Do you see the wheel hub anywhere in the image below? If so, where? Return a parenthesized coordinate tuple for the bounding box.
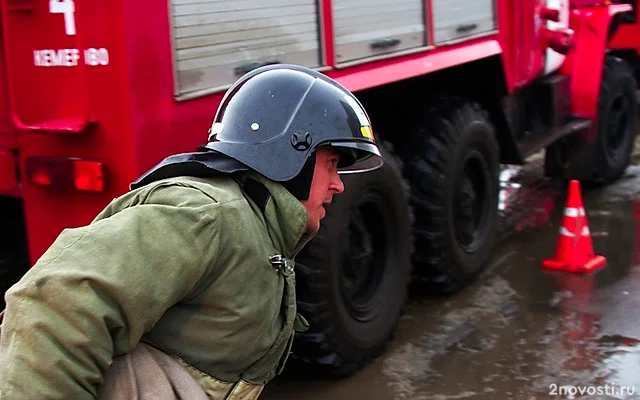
(454, 151, 489, 253)
(340, 199, 386, 323)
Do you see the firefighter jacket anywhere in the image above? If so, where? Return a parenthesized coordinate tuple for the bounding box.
(0, 171, 314, 399)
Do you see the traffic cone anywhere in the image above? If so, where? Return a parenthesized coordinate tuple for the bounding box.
(542, 180, 606, 273)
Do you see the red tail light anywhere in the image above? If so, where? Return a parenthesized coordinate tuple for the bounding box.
(25, 156, 105, 192)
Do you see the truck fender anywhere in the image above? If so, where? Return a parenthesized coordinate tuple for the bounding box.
(560, 4, 633, 120)
(555, 4, 633, 180)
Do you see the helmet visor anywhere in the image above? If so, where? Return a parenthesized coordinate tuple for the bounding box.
(327, 141, 384, 174)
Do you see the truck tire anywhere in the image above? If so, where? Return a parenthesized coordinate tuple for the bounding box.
(400, 100, 500, 294)
(291, 141, 412, 377)
(588, 55, 638, 186)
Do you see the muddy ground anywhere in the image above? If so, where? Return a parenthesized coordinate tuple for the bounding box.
(262, 141, 640, 399)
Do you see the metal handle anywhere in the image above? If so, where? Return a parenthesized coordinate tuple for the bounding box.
(456, 23, 478, 33)
(370, 38, 401, 49)
(233, 60, 281, 75)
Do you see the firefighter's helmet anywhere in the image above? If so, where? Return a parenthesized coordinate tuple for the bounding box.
(202, 64, 383, 182)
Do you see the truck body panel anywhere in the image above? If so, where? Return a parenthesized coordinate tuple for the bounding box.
(1, 0, 137, 260)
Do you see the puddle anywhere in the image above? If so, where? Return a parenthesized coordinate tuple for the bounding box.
(264, 160, 640, 400)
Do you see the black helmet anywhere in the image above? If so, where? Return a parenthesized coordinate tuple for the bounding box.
(202, 64, 383, 182)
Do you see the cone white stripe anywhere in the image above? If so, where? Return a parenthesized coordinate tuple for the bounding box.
(559, 225, 590, 238)
(559, 226, 574, 237)
(564, 207, 586, 217)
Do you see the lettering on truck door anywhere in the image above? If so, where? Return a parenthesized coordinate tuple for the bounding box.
(32, 1, 110, 68)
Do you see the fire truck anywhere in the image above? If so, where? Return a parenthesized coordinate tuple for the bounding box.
(0, 0, 638, 377)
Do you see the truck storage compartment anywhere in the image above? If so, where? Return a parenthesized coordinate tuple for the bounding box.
(169, 0, 322, 96)
(432, 0, 496, 44)
(332, 0, 426, 63)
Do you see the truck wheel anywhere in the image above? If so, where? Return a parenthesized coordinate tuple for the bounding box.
(291, 141, 412, 377)
(400, 100, 500, 294)
(588, 55, 638, 186)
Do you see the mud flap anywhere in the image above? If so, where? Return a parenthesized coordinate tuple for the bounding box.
(554, 133, 600, 181)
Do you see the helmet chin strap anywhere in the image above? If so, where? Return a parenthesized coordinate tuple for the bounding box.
(281, 152, 316, 201)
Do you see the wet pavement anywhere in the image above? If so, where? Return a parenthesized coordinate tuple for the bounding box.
(263, 155, 640, 399)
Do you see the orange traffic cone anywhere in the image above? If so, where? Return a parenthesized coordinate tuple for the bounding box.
(542, 180, 606, 273)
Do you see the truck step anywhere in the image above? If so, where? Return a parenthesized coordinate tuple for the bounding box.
(519, 118, 592, 158)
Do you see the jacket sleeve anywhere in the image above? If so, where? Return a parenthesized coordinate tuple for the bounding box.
(0, 186, 221, 399)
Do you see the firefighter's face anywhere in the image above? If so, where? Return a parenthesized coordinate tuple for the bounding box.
(301, 147, 345, 233)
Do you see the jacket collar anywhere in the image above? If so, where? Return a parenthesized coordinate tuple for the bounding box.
(237, 171, 314, 259)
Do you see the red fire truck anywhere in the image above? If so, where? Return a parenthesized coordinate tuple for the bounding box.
(0, 0, 638, 377)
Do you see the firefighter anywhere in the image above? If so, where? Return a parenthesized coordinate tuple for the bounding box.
(0, 64, 383, 399)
